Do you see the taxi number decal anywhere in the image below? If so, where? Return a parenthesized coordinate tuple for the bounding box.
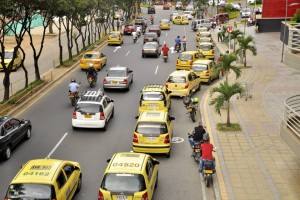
(23, 172, 50, 176)
(112, 163, 140, 167)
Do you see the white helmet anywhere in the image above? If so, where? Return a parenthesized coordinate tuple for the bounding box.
(89, 63, 94, 68)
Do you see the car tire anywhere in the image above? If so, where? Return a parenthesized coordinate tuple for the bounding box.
(142, 54, 145, 58)
(155, 173, 158, 189)
(208, 78, 212, 85)
(103, 122, 107, 131)
(26, 128, 31, 140)
(196, 83, 201, 91)
(76, 175, 82, 193)
(72, 126, 78, 130)
(166, 149, 171, 158)
(131, 77, 133, 84)
(4, 146, 11, 160)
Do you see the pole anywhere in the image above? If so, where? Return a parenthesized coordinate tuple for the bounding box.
(281, 0, 288, 63)
(244, 0, 247, 34)
(229, 33, 231, 53)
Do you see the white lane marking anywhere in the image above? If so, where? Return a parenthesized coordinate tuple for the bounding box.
(114, 46, 121, 52)
(155, 65, 159, 74)
(46, 133, 69, 159)
(171, 137, 185, 143)
(126, 51, 130, 56)
(166, 33, 168, 37)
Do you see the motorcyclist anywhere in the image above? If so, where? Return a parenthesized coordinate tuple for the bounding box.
(132, 31, 137, 42)
(136, 25, 142, 37)
(175, 35, 181, 49)
(86, 63, 98, 82)
(68, 78, 80, 97)
(162, 43, 169, 56)
(199, 133, 215, 174)
(188, 122, 206, 148)
(150, 15, 154, 24)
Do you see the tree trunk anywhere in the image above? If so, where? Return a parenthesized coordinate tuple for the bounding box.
(74, 34, 80, 55)
(87, 22, 91, 46)
(226, 100, 231, 127)
(80, 28, 86, 50)
(19, 47, 28, 88)
(244, 50, 246, 67)
(2, 71, 10, 102)
(58, 19, 63, 66)
(48, 20, 54, 34)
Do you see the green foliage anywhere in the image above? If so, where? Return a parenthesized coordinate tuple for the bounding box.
(214, 53, 241, 82)
(236, 36, 257, 67)
(216, 123, 241, 131)
(223, 4, 233, 12)
(229, 11, 240, 19)
(292, 8, 300, 23)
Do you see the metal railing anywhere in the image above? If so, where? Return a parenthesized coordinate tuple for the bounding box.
(288, 23, 300, 53)
(283, 95, 300, 138)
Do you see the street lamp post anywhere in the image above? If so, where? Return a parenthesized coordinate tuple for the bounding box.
(244, 0, 248, 34)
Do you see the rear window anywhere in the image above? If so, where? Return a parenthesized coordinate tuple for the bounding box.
(145, 33, 157, 37)
(179, 54, 193, 61)
(191, 64, 208, 72)
(136, 122, 168, 135)
(107, 70, 126, 77)
(6, 184, 53, 199)
(75, 103, 102, 113)
(101, 173, 146, 193)
(199, 44, 213, 50)
(109, 32, 120, 38)
(84, 53, 98, 59)
(142, 92, 165, 101)
(200, 33, 211, 37)
(167, 76, 186, 83)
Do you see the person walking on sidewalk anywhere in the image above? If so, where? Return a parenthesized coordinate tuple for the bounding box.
(182, 36, 187, 51)
(217, 28, 222, 42)
(234, 21, 237, 29)
(217, 54, 224, 76)
(117, 19, 120, 31)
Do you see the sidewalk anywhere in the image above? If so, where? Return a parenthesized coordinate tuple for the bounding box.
(203, 23, 300, 199)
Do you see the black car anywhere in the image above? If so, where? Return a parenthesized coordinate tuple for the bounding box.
(0, 116, 32, 160)
(148, 6, 156, 14)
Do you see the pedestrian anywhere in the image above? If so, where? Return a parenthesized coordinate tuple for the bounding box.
(116, 19, 120, 31)
(255, 21, 259, 33)
(217, 28, 222, 42)
(218, 19, 221, 27)
(182, 36, 187, 51)
(234, 21, 237, 29)
(217, 54, 224, 76)
(211, 22, 216, 32)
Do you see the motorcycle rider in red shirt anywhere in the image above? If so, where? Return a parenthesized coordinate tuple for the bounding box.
(199, 133, 215, 173)
(162, 43, 169, 56)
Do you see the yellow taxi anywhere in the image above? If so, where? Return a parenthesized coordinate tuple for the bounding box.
(133, 111, 175, 158)
(4, 159, 82, 200)
(139, 84, 171, 113)
(159, 19, 171, 30)
(176, 51, 205, 70)
(0, 49, 22, 71)
(172, 15, 189, 25)
(196, 31, 211, 43)
(165, 70, 201, 97)
(108, 31, 124, 45)
(99, 152, 159, 200)
(197, 42, 215, 60)
(191, 59, 220, 84)
(80, 51, 107, 70)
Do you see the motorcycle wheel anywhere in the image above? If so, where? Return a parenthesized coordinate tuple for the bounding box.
(206, 175, 212, 187)
(71, 99, 76, 107)
(89, 82, 94, 88)
(194, 152, 200, 163)
(190, 110, 196, 122)
(164, 58, 167, 63)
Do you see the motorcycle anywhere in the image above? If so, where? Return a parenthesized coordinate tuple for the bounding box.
(137, 30, 141, 37)
(133, 35, 137, 43)
(151, 18, 154, 25)
(163, 54, 168, 62)
(201, 147, 217, 187)
(175, 43, 181, 53)
(69, 92, 78, 107)
(183, 95, 199, 122)
(188, 133, 202, 163)
(87, 75, 96, 88)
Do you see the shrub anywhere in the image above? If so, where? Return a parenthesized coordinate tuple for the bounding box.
(292, 8, 300, 23)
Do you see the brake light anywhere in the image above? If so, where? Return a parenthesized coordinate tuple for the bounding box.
(133, 133, 138, 143)
(206, 71, 209, 76)
(212, 50, 214, 54)
(185, 82, 189, 89)
(4, 198, 8, 200)
(165, 82, 168, 88)
(190, 61, 193, 65)
(73, 112, 77, 119)
(80, 59, 83, 64)
(123, 79, 127, 84)
(141, 192, 148, 200)
(155, 49, 158, 52)
(164, 134, 170, 144)
(94, 61, 100, 64)
(103, 79, 107, 84)
(100, 112, 105, 120)
(98, 190, 104, 200)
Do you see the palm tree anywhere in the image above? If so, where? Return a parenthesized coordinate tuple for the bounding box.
(236, 35, 257, 67)
(223, 29, 243, 52)
(214, 53, 241, 82)
(209, 82, 245, 127)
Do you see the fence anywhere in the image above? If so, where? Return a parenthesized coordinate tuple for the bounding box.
(283, 94, 300, 138)
(288, 23, 300, 53)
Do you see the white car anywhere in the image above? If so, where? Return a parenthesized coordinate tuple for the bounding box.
(72, 90, 114, 130)
(240, 8, 252, 18)
(208, 0, 225, 6)
(247, 0, 256, 4)
(183, 11, 193, 20)
(230, 3, 241, 11)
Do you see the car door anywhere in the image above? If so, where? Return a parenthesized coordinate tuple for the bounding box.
(128, 68, 133, 84)
(63, 164, 78, 198)
(192, 72, 201, 88)
(10, 118, 25, 144)
(0, 125, 10, 153)
(146, 158, 156, 199)
(104, 97, 114, 120)
(55, 170, 69, 200)
(189, 73, 197, 91)
(3, 120, 19, 148)
(167, 115, 173, 138)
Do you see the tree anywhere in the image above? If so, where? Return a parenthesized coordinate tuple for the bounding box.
(214, 53, 241, 82)
(223, 29, 243, 52)
(236, 35, 257, 67)
(209, 81, 245, 127)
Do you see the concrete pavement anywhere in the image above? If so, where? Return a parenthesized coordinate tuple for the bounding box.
(202, 22, 300, 199)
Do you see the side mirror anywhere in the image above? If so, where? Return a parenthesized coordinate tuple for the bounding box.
(170, 117, 175, 121)
(129, 70, 133, 73)
(135, 116, 139, 119)
(153, 160, 160, 165)
(74, 166, 80, 171)
(109, 99, 114, 103)
(107, 159, 111, 163)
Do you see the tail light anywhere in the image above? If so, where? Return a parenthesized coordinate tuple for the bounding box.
(155, 49, 158, 52)
(98, 190, 104, 200)
(133, 133, 138, 143)
(141, 192, 148, 200)
(177, 60, 178, 64)
(122, 79, 127, 84)
(165, 82, 169, 88)
(100, 112, 105, 120)
(94, 61, 100, 64)
(212, 50, 214, 54)
(185, 82, 189, 89)
(190, 61, 193, 65)
(73, 112, 77, 119)
(103, 79, 107, 84)
(205, 71, 210, 76)
(69, 93, 74, 97)
(4, 198, 8, 200)
(194, 144, 201, 149)
(80, 59, 83, 64)
(164, 134, 170, 144)
(142, 49, 145, 53)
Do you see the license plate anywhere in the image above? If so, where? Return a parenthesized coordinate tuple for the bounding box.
(173, 91, 179, 94)
(147, 50, 153, 53)
(147, 137, 156, 141)
(148, 38, 153, 41)
(187, 108, 193, 112)
(85, 115, 92, 118)
(148, 105, 158, 109)
(195, 149, 200, 152)
(204, 170, 213, 174)
(112, 81, 118, 84)
(181, 61, 186, 64)
(117, 195, 128, 200)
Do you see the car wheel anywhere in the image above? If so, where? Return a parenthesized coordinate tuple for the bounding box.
(196, 83, 201, 91)
(131, 77, 133, 84)
(142, 54, 145, 58)
(72, 126, 78, 130)
(208, 78, 212, 85)
(26, 128, 31, 140)
(155, 173, 158, 189)
(76, 175, 82, 193)
(166, 149, 171, 158)
(4, 146, 11, 160)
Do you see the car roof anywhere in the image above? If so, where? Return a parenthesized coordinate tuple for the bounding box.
(199, 42, 213, 45)
(193, 59, 213, 65)
(169, 70, 191, 76)
(180, 51, 198, 55)
(139, 111, 168, 121)
(84, 51, 100, 55)
(142, 84, 165, 92)
(109, 66, 127, 70)
(107, 152, 148, 173)
(144, 42, 158, 45)
(11, 159, 68, 184)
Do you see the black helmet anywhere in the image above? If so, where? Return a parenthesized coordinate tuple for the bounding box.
(177, 36, 180, 38)
(71, 78, 76, 83)
(203, 133, 210, 142)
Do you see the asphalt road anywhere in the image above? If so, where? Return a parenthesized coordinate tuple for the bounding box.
(0, 6, 219, 199)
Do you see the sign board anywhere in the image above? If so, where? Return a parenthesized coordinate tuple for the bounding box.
(227, 26, 234, 33)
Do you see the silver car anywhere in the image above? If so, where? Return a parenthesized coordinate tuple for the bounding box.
(240, 8, 252, 18)
(142, 42, 161, 58)
(103, 66, 133, 91)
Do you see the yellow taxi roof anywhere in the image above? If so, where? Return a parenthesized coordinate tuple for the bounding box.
(180, 51, 198, 55)
(199, 31, 211, 34)
(107, 152, 148, 173)
(139, 111, 168, 121)
(169, 70, 191, 77)
(84, 51, 100, 55)
(142, 84, 165, 92)
(11, 159, 67, 184)
(193, 59, 213, 65)
(198, 42, 213, 45)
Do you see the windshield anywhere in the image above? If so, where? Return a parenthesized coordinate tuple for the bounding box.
(84, 53, 98, 59)
(75, 103, 102, 113)
(243, 8, 250, 12)
(191, 64, 208, 72)
(101, 173, 146, 193)
(136, 122, 168, 135)
(6, 184, 52, 199)
(161, 20, 169, 24)
(179, 54, 192, 61)
(4, 52, 14, 59)
(167, 76, 186, 83)
(199, 44, 213, 50)
(200, 33, 211, 37)
(107, 70, 126, 77)
(142, 92, 165, 101)
(109, 32, 120, 38)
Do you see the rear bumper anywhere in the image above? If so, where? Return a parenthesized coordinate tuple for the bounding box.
(108, 40, 122, 44)
(176, 65, 191, 70)
(72, 119, 105, 128)
(133, 144, 171, 154)
(168, 89, 189, 97)
(103, 83, 128, 89)
(80, 63, 101, 70)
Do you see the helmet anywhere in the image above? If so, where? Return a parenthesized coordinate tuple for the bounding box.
(89, 63, 94, 68)
(203, 133, 210, 142)
(71, 78, 76, 83)
(164, 43, 167, 46)
(177, 36, 180, 38)
(192, 97, 199, 103)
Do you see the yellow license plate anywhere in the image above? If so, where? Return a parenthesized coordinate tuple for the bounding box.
(85, 115, 92, 118)
(204, 170, 213, 174)
(112, 81, 118, 84)
(187, 108, 193, 112)
(195, 149, 200, 152)
(117, 195, 128, 200)
(148, 38, 153, 41)
(147, 50, 153, 53)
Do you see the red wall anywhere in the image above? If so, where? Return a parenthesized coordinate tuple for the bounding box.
(262, 0, 300, 18)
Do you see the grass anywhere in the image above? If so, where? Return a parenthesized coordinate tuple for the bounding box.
(229, 11, 240, 19)
(216, 123, 242, 131)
